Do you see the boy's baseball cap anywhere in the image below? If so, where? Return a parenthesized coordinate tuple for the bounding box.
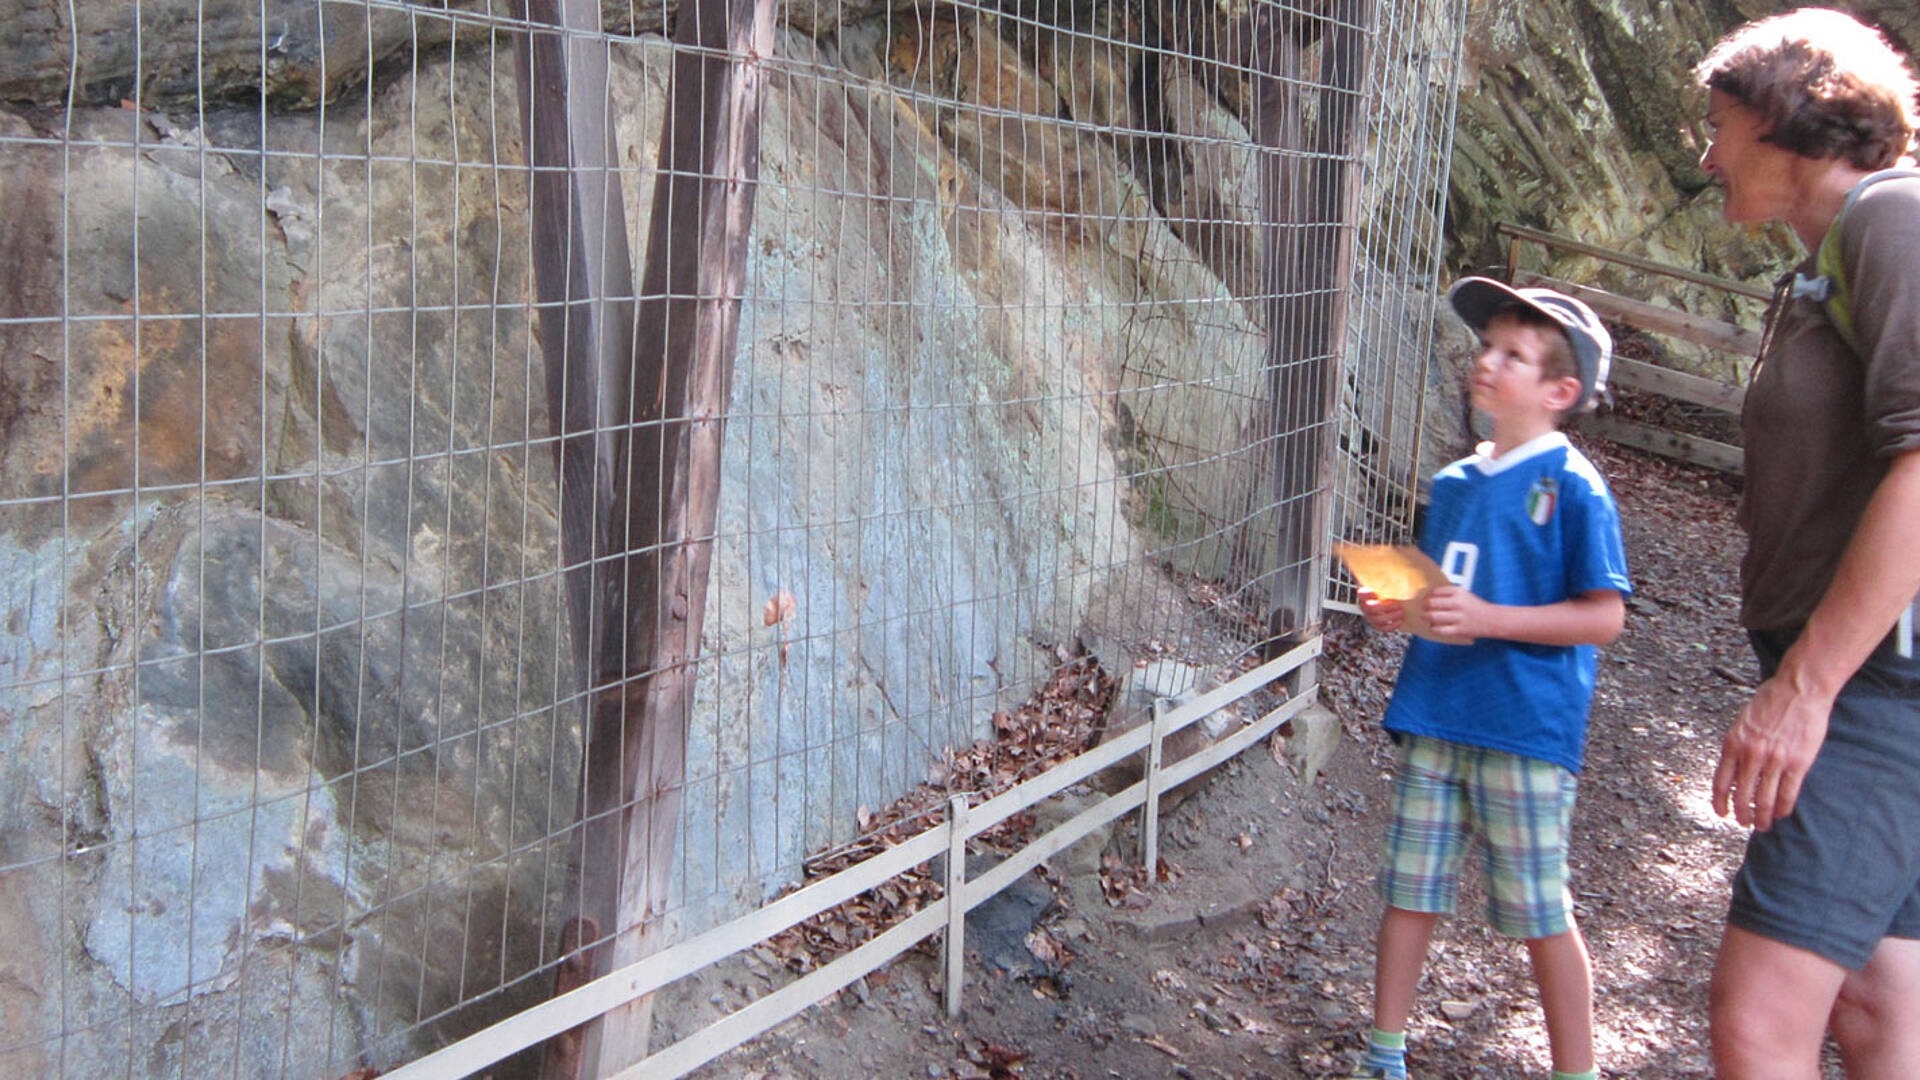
(1447, 276, 1613, 411)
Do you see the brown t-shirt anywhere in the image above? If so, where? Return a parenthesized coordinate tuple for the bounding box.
(1739, 175, 1920, 631)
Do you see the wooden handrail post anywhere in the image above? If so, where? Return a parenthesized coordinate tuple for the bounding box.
(944, 794, 971, 1020)
(1140, 698, 1167, 871)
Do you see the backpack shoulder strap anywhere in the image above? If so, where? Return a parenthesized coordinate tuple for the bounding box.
(1812, 168, 1920, 351)
(1808, 168, 1920, 659)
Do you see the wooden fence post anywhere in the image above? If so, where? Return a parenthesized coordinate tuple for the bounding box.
(1256, 0, 1374, 667)
(510, 5, 638, 1075)
(1140, 698, 1167, 871)
(591, 0, 779, 1071)
(515, 0, 777, 1073)
(944, 794, 971, 1020)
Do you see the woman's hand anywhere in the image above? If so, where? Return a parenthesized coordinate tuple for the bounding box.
(1422, 585, 1497, 640)
(1708, 450, 1920, 829)
(1359, 589, 1404, 633)
(1713, 674, 1834, 830)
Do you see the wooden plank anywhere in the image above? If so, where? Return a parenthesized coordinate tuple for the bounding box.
(621, 905, 952, 1079)
(1172, 634, 1321, 735)
(1155, 692, 1318, 792)
(1583, 415, 1744, 474)
(383, 635, 1322, 1080)
(1609, 356, 1745, 414)
(961, 690, 1320, 913)
(963, 776, 1152, 910)
(380, 823, 950, 1080)
(593, 0, 780, 1068)
(1513, 271, 1762, 358)
(634, 687, 1322, 1078)
(962, 636, 1321, 837)
(510, 4, 638, 1074)
(1498, 222, 1774, 301)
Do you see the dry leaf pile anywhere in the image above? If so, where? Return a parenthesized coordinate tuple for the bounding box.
(1096, 851, 1183, 910)
(763, 654, 1118, 972)
(1317, 615, 1402, 746)
(962, 1038, 1031, 1078)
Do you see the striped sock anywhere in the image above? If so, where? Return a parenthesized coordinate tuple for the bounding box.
(1361, 1027, 1408, 1079)
(1550, 1072, 1597, 1080)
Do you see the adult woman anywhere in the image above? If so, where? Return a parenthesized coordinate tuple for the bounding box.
(1694, 8, 1920, 1077)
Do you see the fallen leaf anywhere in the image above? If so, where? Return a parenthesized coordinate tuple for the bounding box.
(1025, 929, 1064, 966)
(981, 1040, 1029, 1068)
(1235, 1012, 1277, 1035)
(762, 589, 797, 626)
(1141, 1034, 1184, 1059)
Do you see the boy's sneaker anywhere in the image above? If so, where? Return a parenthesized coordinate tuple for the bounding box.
(1341, 1065, 1409, 1080)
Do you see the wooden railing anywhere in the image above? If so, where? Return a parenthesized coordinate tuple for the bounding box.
(375, 639, 1322, 1080)
(1498, 222, 1766, 474)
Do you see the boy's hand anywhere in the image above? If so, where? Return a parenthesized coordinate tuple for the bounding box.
(1421, 585, 1491, 641)
(1358, 589, 1405, 633)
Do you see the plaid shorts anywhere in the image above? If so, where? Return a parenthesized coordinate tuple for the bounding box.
(1376, 733, 1580, 939)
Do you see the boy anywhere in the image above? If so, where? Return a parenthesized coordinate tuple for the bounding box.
(1347, 278, 1631, 1080)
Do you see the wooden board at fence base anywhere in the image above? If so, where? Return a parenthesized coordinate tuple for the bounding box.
(1607, 356, 1747, 414)
(1512, 271, 1763, 360)
(1580, 414, 1744, 475)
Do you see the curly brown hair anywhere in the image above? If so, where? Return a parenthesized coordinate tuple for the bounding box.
(1694, 8, 1918, 170)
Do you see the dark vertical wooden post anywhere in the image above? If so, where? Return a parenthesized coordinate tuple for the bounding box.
(1256, 0, 1373, 664)
(512, 8, 635, 1077)
(1253, 8, 1307, 640)
(514, 0, 774, 1072)
(594, 0, 779, 1069)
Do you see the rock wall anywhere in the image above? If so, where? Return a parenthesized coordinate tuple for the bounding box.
(0, 4, 1393, 1074)
(1445, 0, 1917, 383)
(1, 46, 575, 1076)
(15, 0, 1885, 1070)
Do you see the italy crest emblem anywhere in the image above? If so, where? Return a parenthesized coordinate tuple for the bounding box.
(1526, 476, 1558, 526)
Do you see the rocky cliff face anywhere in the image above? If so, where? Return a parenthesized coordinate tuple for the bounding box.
(1446, 0, 1917, 379)
(0, 5, 1386, 1074)
(1, 0, 1908, 1075)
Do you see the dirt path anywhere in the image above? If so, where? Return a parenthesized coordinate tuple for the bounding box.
(672, 437, 1809, 1080)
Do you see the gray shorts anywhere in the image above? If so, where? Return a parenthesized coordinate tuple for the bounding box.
(1728, 629, 1920, 970)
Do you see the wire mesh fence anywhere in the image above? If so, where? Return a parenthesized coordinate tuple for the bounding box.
(0, 0, 1462, 1075)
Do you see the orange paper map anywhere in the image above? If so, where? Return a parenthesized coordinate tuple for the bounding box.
(1334, 542, 1471, 645)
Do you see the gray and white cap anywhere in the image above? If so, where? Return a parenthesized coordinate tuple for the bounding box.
(1447, 276, 1613, 412)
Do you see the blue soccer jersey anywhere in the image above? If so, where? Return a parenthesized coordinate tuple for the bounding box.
(1381, 432, 1632, 773)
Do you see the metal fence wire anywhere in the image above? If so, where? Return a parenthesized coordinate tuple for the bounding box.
(0, 0, 1463, 1075)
